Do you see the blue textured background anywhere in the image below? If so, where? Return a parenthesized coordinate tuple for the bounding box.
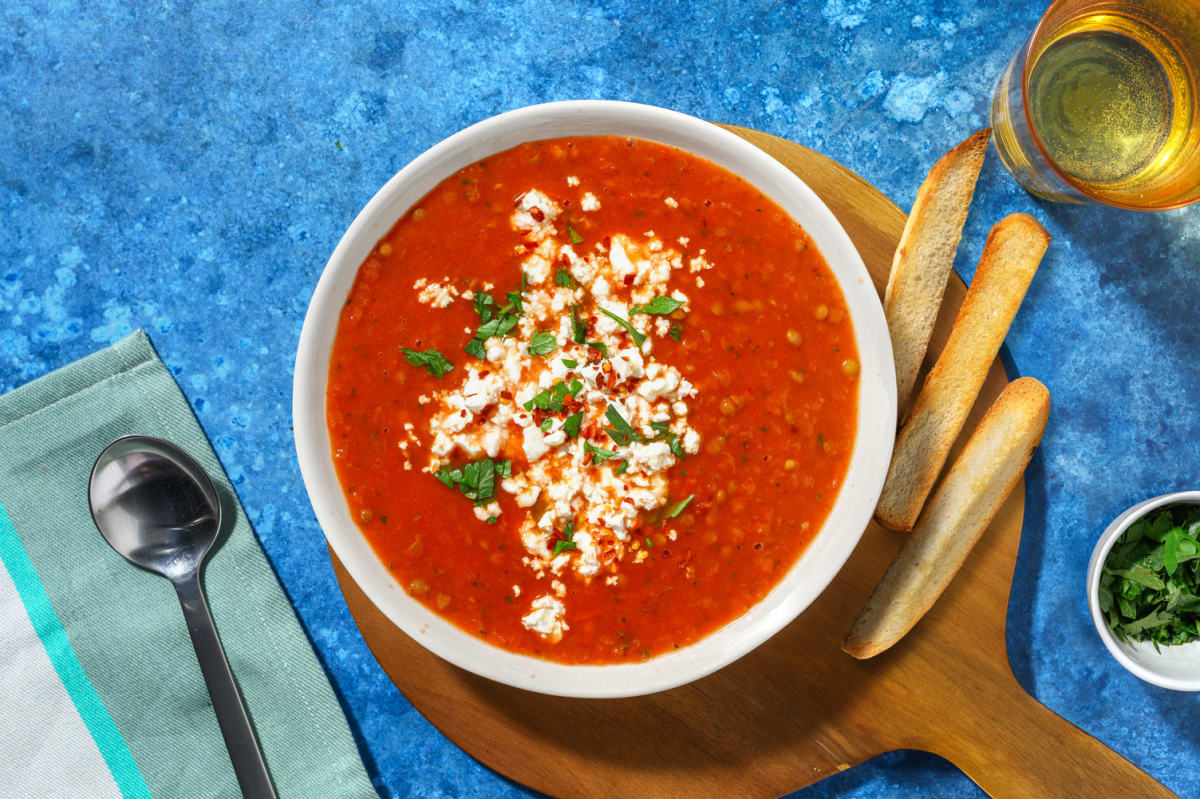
(3, 1, 1198, 796)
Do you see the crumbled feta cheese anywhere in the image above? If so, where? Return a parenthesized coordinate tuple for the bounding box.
(473, 502, 501, 522)
(521, 594, 568, 641)
(567, 175, 580, 187)
(664, 196, 678, 208)
(580, 192, 600, 212)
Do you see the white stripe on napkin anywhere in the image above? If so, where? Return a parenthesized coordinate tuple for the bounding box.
(0, 561, 121, 799)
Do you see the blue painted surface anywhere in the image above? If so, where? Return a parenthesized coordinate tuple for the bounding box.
(2, 1, 1197, 796)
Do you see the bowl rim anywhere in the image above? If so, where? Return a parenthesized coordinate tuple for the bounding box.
(293, 99, 897, 697)
(1087, 489, 1200, 691)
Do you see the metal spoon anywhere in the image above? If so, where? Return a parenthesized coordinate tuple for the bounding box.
(89, 435, 277, 799)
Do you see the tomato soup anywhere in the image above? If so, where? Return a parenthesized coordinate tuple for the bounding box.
(326, 136, 858, 664)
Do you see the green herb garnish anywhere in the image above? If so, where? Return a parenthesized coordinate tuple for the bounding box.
(584, 441, 618, 463)
(562, 412, 583, 439)
(644, 537, 654, 549)
(464, 339, 486, 360)
(650, 421, 685, 458)
(604, 405, 644, 447)
(669, 325, 682, 342)
(539, 418, 553, 432)
(561, 358, 579, 368)
(598, 307, 646, 347)
(587, 341, 608, 358)
(614, 459, 629, 475)
(528, 332, 558, 356)
(1100, 505, 1200, 648)
(433, 458, 510, 506)
(556, 269, 573, 287)
(664, 494, 695, 519)
(553, 520, 577, 555)
(567, 224, 583, 244)
(571, 304, 587, 344)
(400, 347, 454, 378)
(630, 296, 684, 316)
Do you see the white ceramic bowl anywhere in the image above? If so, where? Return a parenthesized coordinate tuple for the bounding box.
(294, 100, 896, 697)
(1087, 490, 1200, 691)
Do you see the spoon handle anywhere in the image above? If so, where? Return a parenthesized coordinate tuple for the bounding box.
(174, 573, 278, 799)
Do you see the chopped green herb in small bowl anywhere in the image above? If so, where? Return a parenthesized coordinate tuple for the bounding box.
(1088, 492, 1200, 691)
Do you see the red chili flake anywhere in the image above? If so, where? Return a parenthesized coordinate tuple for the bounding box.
(586, 347, 603, 364)
(603, 235, 612, 248)
(522, 241, 537, 250)
(623, 274, 635, 286)
(530, 206, 545, 222)
(704, 199, 712, 207)
(500, 390, 513, 400)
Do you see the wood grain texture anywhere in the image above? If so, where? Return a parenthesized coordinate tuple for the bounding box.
(329, 126, 1174, 799)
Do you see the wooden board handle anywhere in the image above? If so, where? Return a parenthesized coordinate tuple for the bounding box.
(930, 676, 1176, 798)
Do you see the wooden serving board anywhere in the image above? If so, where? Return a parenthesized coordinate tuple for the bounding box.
(330, 127, 1173, 798)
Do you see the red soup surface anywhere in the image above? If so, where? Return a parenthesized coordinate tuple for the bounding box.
(326, 135, 858, 664)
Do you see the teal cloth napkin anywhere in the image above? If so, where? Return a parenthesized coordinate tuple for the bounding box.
(0, 331, 376, 798)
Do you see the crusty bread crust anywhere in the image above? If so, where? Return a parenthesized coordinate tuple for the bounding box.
(885, 129, 991, 420)
(843, 377, 1050, 659)
(875, 213, 1049, 532)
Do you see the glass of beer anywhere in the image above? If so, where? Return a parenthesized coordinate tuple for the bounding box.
(991, 0, 1200, 210)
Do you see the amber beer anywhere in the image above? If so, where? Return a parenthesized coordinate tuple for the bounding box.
(991, 0, 1200, 209)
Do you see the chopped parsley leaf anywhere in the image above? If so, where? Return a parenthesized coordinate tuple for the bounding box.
(555, 269, 573, 287)
(487, 516, 498, 524)
(664, 494, 695, 519)
(472, 292, 495, 322)
(584, 441, 618, 463)
(630, 296, 684, 316)
(505, 290, 524, 315)
(434, 458, 509, 506)
(476, 314, 518, 340)
(604, 405, 643, 446)
(650, 421, 685, 459)
(553, 520, 578, 555)
(563, 411, 583, 439)
(528, 331, 558, 356)
(571, 304, 587, 344)
(400, 347, 454, 378)
(464, 338, 486, 360)
(614, 459, 629, 475)
(599, 307, 646, 347)
(645, 537, 654, 549)
(561, 358, 579, 368)
(587, 341, 608, 358)
(669, 325, 682, 342)
(567, 224, 583, 244)
(539, 418, 553, 432)
(568, 379, 583, 395)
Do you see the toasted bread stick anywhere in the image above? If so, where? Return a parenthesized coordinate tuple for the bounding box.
(886, 129, 991, 420)
(844, 377, 1050, 659)
(875, 213, 1049, 532)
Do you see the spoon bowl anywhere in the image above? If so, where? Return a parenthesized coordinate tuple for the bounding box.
(89, 435, 221, 580)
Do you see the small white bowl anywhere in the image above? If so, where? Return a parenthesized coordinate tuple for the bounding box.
(294, 100, 897, 697)
(1088, 490, 1200, 691)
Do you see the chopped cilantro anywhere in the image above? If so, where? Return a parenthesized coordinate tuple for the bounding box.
(528, 331, 558, 356)
(568, 379, 583, 395)
(400, 347, 454, 378)
(630, 296, 684, 316)
(645, 537, 654, 549)
(539, 418, 553, 432)
(587, 341, 608, 358)
(555, 269, 573, 287)
(561, 358, 579, 368)
(505, 290, 524, 314)
(487, 516, 498, 524)
(475, 314, 518, 340)
(563, 411, 583, 439)
(598, 307, 646, 347)
(614, 459, 629, 475)
(664, 494, 695, 519)
(650, 421, 685, 459)
(567, 224, 583, 244)
(472, 292, 495, 322)
(669, 325, 682, 342)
